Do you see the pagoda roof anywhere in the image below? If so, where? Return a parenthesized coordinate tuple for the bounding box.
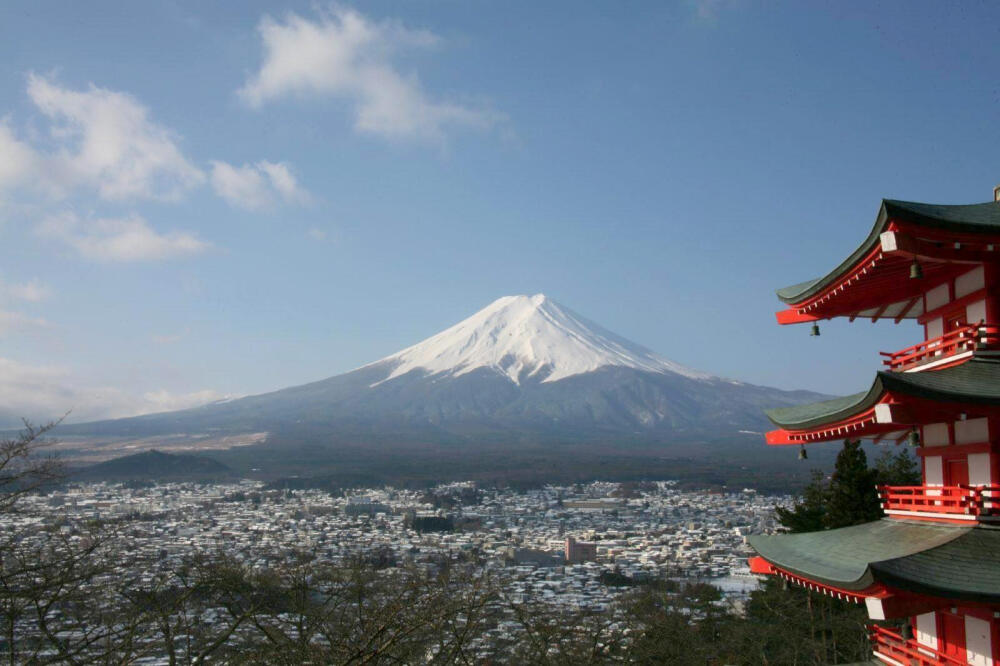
(869, 526, 1000, 602)
(766, 357, 1000, 431)
(777, 199, 1000, 306)
(748, 520, 963, 591)
(767, 390, 872, 431)
(749, 521, 1000, 603)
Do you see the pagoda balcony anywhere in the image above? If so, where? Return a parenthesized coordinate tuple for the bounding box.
(870, 625, 966, 666)
(880, 322, 1000, 373)
(878, 484, 1000, 522)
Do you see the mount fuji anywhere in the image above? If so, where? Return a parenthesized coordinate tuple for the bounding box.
(59, 295, 825, 450)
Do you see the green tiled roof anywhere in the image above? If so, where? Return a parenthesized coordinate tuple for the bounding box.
(766, 391, 874, 430)
(878, 357, 1000, 403)
(765, 358, 1000, 429)
(871, 527, 1000, 602)
(750, 521, 1000, 603)
(748, 520, 964, 590)
(776, 199, 1000, 305)
(883, 199, 1000, 232)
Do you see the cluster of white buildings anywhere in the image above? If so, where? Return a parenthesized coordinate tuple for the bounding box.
(10, 479, 791, 611)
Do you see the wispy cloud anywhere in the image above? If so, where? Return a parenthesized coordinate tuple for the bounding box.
(0, 119, 44, 199)
(1, 75, 307, 221)
(1, 278, 51, 303)
(139, 389, 229, 414)
(25, 73, 206, 201)
(210, 159, 311, 211)
(689, 0, 738, 21)
(239, 7, 503, 143)
(0, 309, 47, 336)
(306, 227, 328, 241)
(39, 212, 209, 262)
(0, 356, 230, 427)
(0, 279, 51, 338)
(255, 161, 311, 205)
(151, 328, 189, 344)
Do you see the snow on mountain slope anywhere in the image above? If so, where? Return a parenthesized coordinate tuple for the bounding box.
(50, 293, 830, 446)
(371, 294, 714, 385)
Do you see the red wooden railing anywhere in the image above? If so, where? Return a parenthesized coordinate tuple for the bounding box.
(878, 484, 1000, 519)
(880, 321, 1000, 372)
(870, 625, 967, 666)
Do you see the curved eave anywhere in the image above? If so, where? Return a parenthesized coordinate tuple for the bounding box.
(766, 357, 1000, 437)
(776, 199, 1000, 307)
(869, 527, 1000, 604)
(766, 386, 883, 431)
(878, 357, 1000, 405)
(748, 520, 966, 592)
(777, 203, 889, 305)
(884, 199, 1000, 234)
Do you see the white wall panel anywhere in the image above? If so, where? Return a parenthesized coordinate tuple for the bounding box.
(927, 317, 944, 340)
(926, 284, 951, 311)
(955, 417, 989, 445)
(923, 423, 950, 447)
(955, 267, 985, 299)
(965, 615, 993, 666)
(967, 299, 987, 324)
(969, 453, 993, 486)
(924, 457, 944, 486)
(916, 612, 938, 650)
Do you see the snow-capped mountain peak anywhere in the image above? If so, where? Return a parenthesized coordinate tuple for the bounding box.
(373, 294, 714, 385)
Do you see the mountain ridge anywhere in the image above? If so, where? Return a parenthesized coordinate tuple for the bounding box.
(365, 294, 714, 386)
(50, 294, 827, 450)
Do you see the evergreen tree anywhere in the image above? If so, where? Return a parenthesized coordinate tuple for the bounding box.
(742, 440, 883, 665)
(775, 470, 827, 533)
(823, 439, 881, 529)
(874, 447, 920, 486)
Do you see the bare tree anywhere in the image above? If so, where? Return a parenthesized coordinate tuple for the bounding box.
(0, 421, 63, 514)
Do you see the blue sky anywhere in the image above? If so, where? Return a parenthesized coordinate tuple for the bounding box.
(1, 1, 999, 422)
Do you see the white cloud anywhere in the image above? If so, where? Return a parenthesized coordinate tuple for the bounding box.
(0, 309, 47, 335)
(239, 7, 502, 143)
(255, 161, 311, 205)
(1, 278, 51, 303)
(0, 120, 43, 196)
(26, 74, 205, 201)
(39, 211, 209, 262)
(140, 389, 228, 413)
(306, 227, 328, 241)
(0, 357, 229, 427)
(690, 0, 737, 21)
(209, 159, 310, 211)
(0, 279, 50, 337)
(151, 332, 185, 344)
(209, 161, 271, 211)
(0, 358, 71, 424)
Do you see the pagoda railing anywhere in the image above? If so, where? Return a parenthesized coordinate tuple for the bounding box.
(870, 625, 966, 666)
(880, 321, 1000, 372)
(878, 484, 1000, 520)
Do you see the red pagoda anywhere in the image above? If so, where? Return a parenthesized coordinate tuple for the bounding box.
(748, 193, 1000, 665)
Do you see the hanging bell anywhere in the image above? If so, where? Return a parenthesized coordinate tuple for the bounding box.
(798, 445, 808, 460)
(908, 429, 921, 447)
(810, 323, 820, 337)
(910, 259, 923, 280)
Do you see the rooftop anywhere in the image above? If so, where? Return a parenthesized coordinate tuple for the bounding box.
(749, 519, 1000, 603)
(766, 357, 1000, 431)
(777, 199, 1000, 306)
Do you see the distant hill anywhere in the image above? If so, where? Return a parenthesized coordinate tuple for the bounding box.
(75, 450, 232, 481)
(55, 295, 828, 450)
